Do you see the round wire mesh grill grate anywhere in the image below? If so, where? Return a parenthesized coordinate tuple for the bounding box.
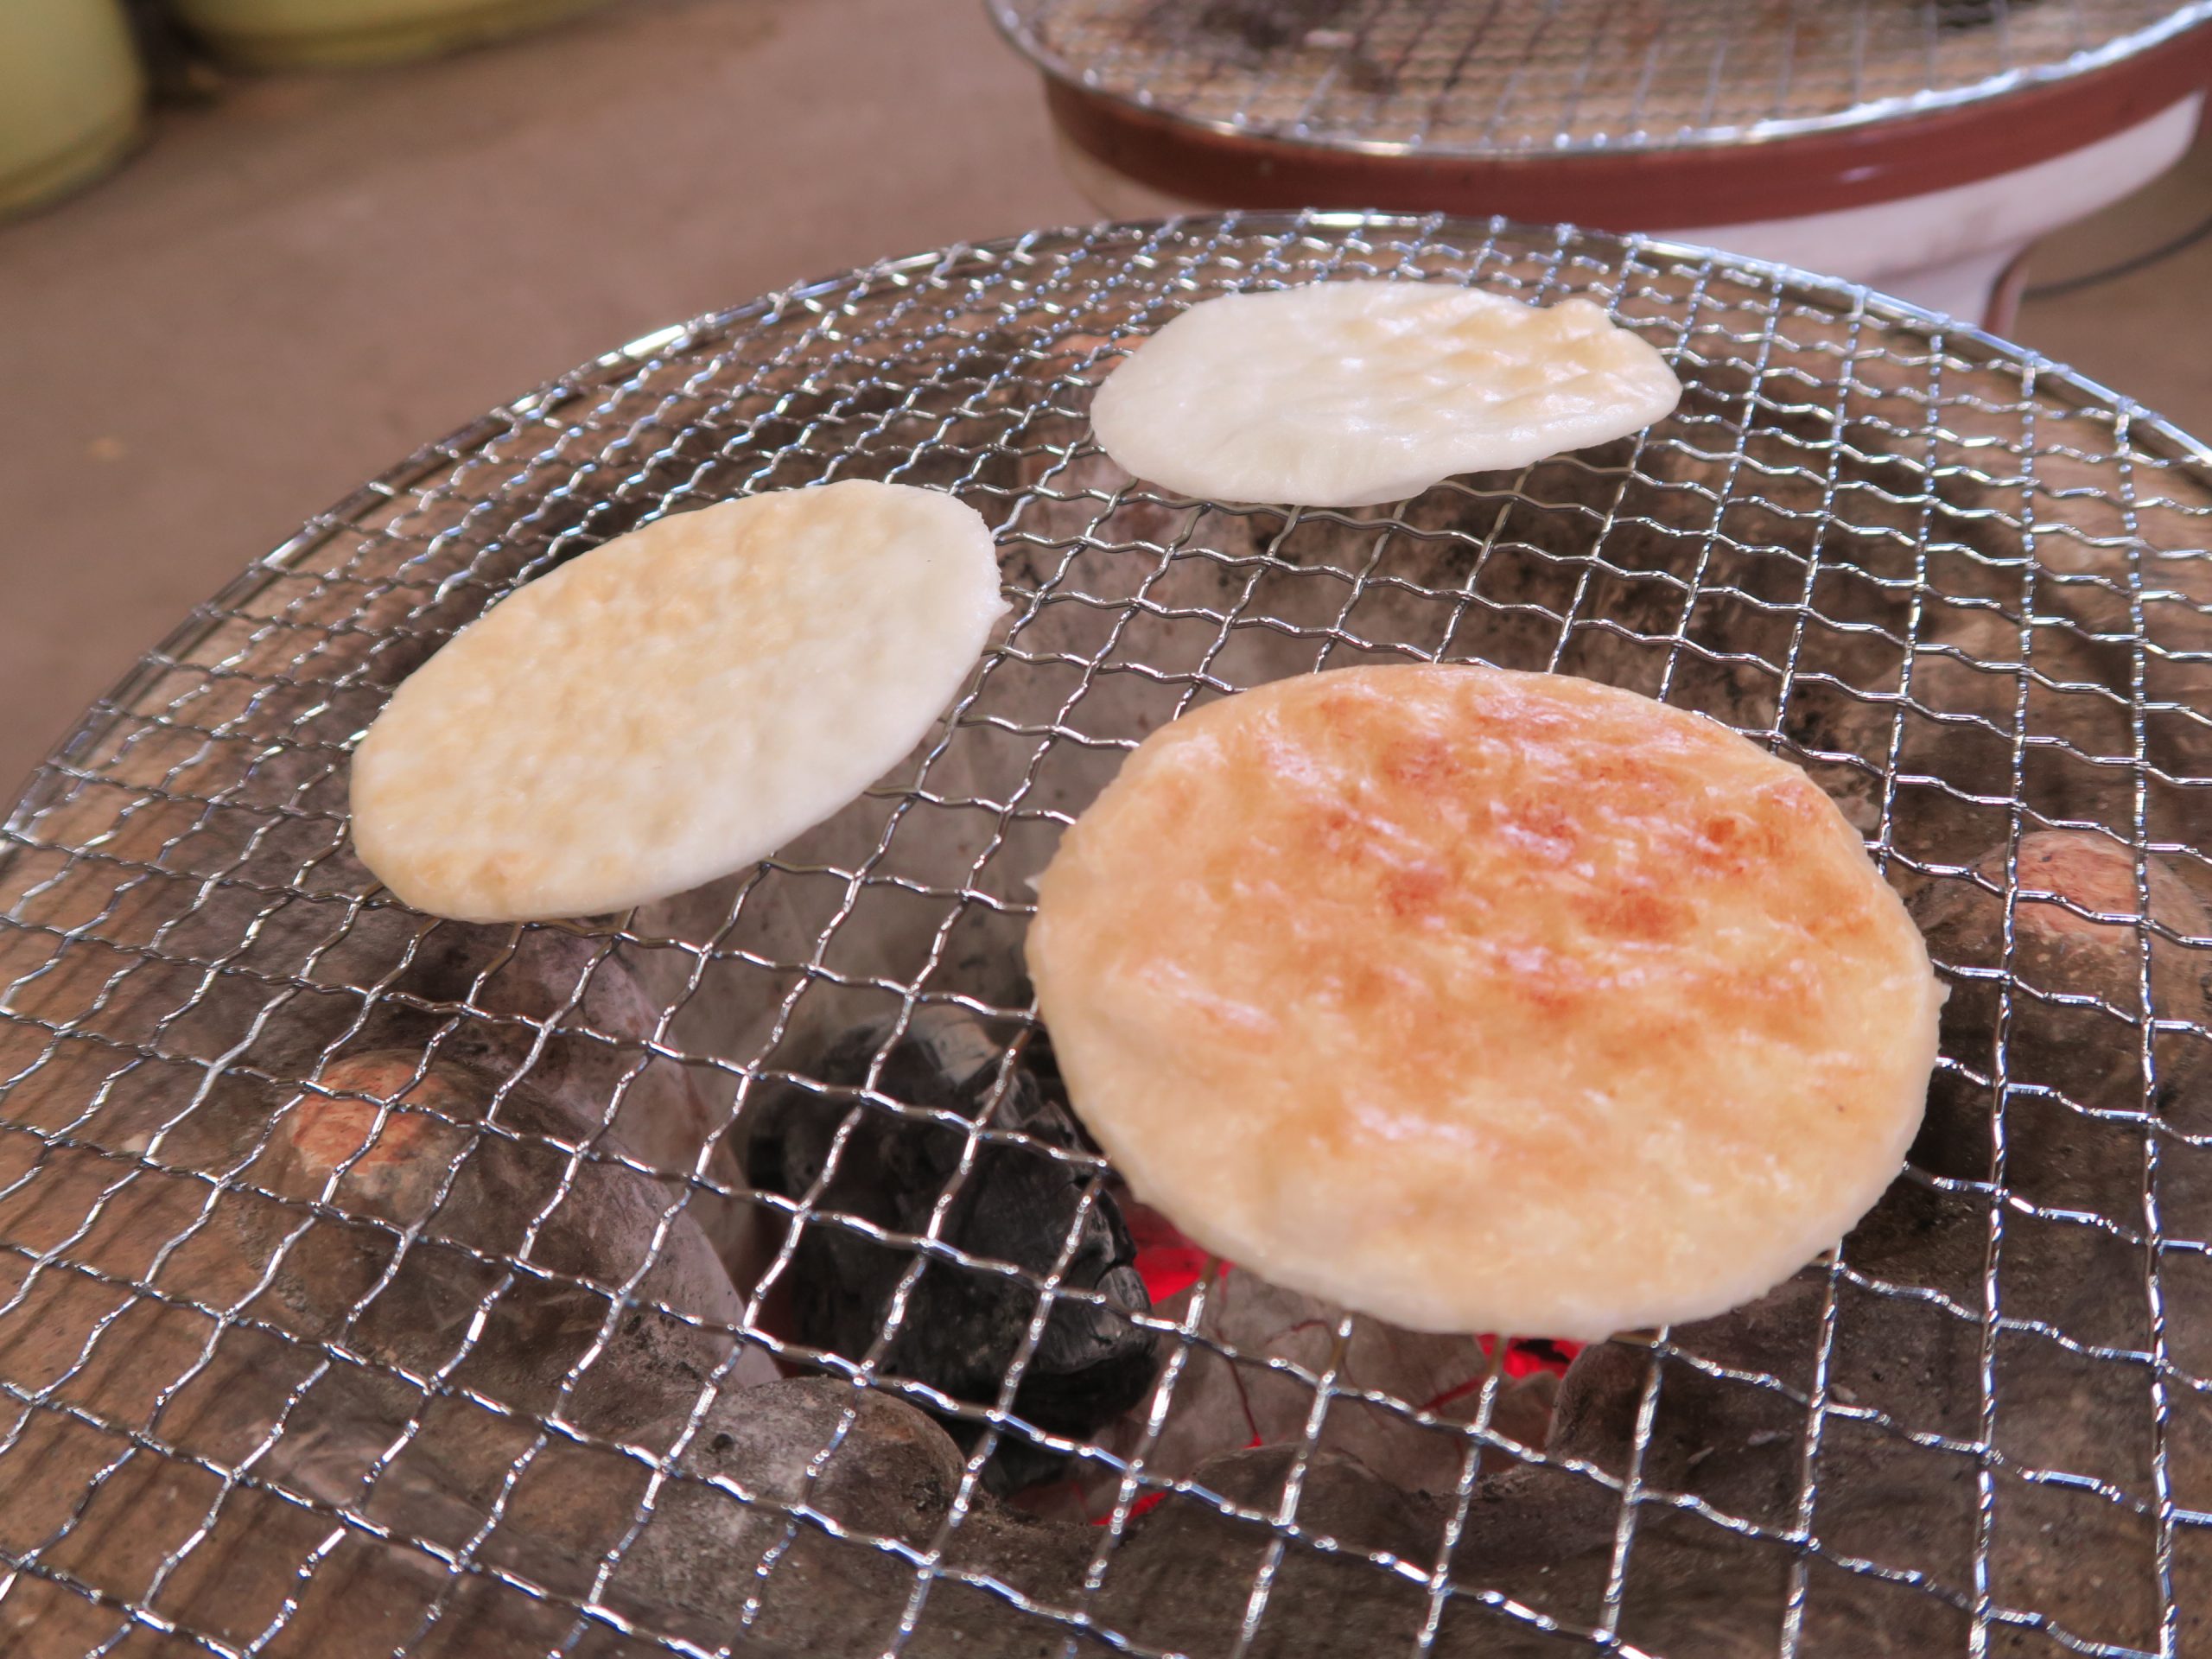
(3, 213, 2210, 1657)
(988, 0, 2212, 157)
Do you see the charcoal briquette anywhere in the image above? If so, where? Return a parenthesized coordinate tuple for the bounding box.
(746, 1007, 1159, 1486)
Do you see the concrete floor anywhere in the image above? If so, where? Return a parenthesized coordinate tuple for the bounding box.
(2015, 113, 2212, 427)
(1, 0, 2207, 797)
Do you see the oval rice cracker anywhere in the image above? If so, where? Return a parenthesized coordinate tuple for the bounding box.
(351, 480, 1006, 922)
(1027, 664, 1942, 1339)
(1090, 281, 1681, 507)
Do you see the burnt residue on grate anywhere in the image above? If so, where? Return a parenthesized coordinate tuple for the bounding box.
(1, 216, 2209, 1656)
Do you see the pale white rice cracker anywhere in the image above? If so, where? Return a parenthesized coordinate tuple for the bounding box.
(1028, 665, 1942, 1340)
(350, 480, 1007, 922)
(1089, 280, 1681, 507)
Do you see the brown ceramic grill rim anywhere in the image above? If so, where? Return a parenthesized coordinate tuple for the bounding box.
(991, 2, 2212, 225)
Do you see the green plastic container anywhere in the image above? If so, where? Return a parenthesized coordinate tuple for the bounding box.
(168, 0, 613, 70)
(0, 0, 146, 220)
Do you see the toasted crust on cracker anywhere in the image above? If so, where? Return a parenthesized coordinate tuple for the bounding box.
(352, 480, 1005, 921)
(1028, 664, 1941, 1338)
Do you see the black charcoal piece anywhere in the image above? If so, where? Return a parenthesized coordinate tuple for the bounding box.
(1195, 0, 1356, 54)
(747, 1007, 1158, 1487)
(1933, 0, 2012, 29)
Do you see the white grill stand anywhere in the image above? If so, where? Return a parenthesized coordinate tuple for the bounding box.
(1052, 95, 2203, 329)
(1663, 94, 2204, 327)
(1002, 1, 2212, 330)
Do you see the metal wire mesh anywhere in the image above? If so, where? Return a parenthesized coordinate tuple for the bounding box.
(3, 212, 2210, 1658)
(989, 0, 2212, 157)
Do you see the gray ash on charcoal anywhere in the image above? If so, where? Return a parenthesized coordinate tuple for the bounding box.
(746, 1007, 1158, 1490)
